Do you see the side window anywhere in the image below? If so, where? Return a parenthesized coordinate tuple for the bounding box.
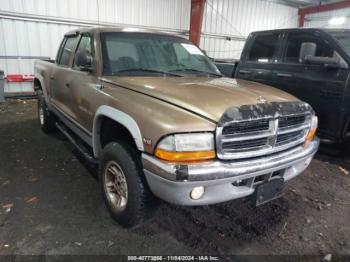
(58, 36, 79, 66)
(73, 35, 93, 68)
(284, 33, 334, 63)
(248, 34, 279, 63)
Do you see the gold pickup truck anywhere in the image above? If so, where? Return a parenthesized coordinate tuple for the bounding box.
(34, 27, 319, 227)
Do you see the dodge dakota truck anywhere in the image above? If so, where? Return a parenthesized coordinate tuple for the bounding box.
(34, 27, 319, 227)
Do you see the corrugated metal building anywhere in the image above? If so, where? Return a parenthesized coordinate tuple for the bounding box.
(201, 0, 298, 59)
(0, 0, 299, 93)
(304, 6, 350, 28)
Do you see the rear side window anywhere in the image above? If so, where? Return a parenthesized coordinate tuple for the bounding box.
(248, 34, 279, 63)
(284, 32, 334, 63)
(58, 36, 79, 66)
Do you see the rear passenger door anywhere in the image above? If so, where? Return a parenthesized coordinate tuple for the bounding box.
(236, 32, 283, 87)
(68, 34, 100, 131)
(276, 31, 348, 139)
(51, 34, 79, 117)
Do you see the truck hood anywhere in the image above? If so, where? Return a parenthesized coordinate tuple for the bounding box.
(102, 76, 298, 122)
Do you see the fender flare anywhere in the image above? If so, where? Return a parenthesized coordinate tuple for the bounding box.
(93, 105, 144, 158)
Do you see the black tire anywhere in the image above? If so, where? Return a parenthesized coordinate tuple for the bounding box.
(37, 95, 56, 133)
(99, 141, 153, 228)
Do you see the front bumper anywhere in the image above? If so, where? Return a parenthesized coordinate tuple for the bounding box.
(142, 139, 319, 206)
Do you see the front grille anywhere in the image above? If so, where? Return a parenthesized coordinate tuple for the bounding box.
(276, 130, 304, 146)
(217, 113, 311, 160)
(279, 115, 306, 128)
(222, 137, 267, 151)
(222, 119, 269, 135)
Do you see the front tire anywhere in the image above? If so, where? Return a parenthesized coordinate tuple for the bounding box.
(37, 95, 56, 133)
(99, 141, 153, 228)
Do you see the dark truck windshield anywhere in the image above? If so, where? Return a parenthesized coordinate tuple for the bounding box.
(100, 32, 221, 77)
(329, 31, 350, 52)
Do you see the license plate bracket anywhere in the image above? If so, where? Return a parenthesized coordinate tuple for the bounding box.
(255, 178, 284, 206)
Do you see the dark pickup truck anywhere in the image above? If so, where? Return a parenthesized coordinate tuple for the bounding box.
(216, 28, 350, 147)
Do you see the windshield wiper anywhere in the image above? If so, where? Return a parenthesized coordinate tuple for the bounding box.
(113, 68, 183, 77)
(170, 68, 222, 77)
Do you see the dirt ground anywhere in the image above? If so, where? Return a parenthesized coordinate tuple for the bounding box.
(0, 100, 350, 258)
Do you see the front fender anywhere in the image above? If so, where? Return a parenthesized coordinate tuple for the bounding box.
(92, 105, 144, 158)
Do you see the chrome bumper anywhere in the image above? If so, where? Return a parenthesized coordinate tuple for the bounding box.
(142, 139, 319, 206)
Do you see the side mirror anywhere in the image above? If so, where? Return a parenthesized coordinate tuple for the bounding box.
(304, 55, 340, 68)
(75, 49, 93, 71)
(299, 42, 348, 69)
(299, 42, 316, 63)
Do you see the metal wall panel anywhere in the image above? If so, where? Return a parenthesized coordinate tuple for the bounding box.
(0, 0, 190, 93)
(0, 0, 298, 93)
(201, 0, 298, 59)
(304, 8, 350, 28)
(0, 18, 76, 92)
(0, 0, 190, 30)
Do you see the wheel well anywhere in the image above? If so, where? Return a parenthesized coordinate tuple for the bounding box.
(100, 117, 138, 150)
(34, 78, 41, 91)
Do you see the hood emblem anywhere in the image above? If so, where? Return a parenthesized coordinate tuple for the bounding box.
(257, 96, 268, 104)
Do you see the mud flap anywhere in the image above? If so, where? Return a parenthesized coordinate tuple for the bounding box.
(255, 178, 284, 206)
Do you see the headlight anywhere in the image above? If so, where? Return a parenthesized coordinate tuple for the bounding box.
(155, 133, 215, 162)
(304, 115, 318, 147)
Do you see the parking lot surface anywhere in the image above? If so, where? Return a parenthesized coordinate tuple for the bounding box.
(0, 100, 350, 256)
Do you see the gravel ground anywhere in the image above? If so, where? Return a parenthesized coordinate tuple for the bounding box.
(0, 99, 350, 257)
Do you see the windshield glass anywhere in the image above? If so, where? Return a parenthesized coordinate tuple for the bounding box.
(329, 31, 350, 52)
(100, 32, 221, 77)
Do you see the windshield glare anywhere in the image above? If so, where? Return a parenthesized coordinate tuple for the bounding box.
(330, 31, 350, 52)
(100, 32, 220, 76)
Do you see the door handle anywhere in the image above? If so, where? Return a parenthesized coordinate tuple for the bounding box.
(65, 82, 70, 88)
(277, 73, 292, 78)
(50, 76, 55, 80)
(238, 70, 252, 75)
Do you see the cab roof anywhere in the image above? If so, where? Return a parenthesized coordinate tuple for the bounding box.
(64, 26, 183, 38)
(250, 27, 350, 35)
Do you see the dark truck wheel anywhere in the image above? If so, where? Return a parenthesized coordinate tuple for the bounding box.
(37, 96, 56, 133)
(99, 141, 153, 228)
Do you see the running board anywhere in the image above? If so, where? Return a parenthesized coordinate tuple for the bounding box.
(55, 122, 98, 165)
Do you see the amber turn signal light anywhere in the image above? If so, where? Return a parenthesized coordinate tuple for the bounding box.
(304, 116, 318, 147)
(155, 148, 215, 162)
(306, 128, 316, 142)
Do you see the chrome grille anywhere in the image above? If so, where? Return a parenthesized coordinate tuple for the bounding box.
(279, 115, 306, 128)
(222, 119, 270, 135)
(276, 130, 305, 146)
(216, 114, 311, 160)
(222, 137, 268, 151)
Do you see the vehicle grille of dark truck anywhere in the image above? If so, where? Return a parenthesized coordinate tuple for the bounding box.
(216, 103, 312, 160)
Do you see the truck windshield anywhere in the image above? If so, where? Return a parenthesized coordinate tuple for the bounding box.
(329, 31, 350, 52)
(100, 32, 221, 77)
